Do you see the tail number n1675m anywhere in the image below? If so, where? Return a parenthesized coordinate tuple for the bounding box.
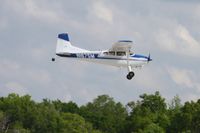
(76, 53, 95, 58)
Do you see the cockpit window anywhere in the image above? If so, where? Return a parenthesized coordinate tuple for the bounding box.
(117, 51, 126, 56)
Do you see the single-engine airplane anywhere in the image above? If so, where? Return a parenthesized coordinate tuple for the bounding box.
(52, 33, 152, 80)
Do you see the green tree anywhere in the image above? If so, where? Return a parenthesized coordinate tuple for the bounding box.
(0, 94, 102, 133)
(8, 121, 31, 133)
(53, 100, 79, 114)
(0, 94, 62, 133)
(61, 112, 89, 133)
(126, 91, 169, 133)
(168, 95, 182, 111)
(167, 99, 200, 133)
(0, 111, 5, 132)
(139, 91, 167, 113)
(167, 95, 182, 132)
(80, 95, 127, 133)
(140, 123, 165, 133)
(5, 92, 200, 133)
(0, 94, 37, 131)
(29, 99, 62, 133)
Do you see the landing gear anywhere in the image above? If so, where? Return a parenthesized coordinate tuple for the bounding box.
(126, 71, 135, 80)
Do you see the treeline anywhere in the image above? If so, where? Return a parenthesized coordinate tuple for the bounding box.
(0, 91, 200, 133)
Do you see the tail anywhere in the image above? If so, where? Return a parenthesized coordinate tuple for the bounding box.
(56, 33, 89, 54)
(56, 33, 72, 54)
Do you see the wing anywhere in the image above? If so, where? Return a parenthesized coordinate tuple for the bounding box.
(110, 40, 133, 51)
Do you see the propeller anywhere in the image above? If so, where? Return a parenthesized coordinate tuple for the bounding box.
(147, 53, 152, 62)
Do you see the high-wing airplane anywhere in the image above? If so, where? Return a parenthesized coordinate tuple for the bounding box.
(52, 33, 152, 80)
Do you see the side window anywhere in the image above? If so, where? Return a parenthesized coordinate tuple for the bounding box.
(117, 51, 126, 56)
(103, 52, 108, 55)
(109, 51, 115, 56)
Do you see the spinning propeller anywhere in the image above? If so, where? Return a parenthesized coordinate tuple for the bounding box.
(147, 53, 152, 62)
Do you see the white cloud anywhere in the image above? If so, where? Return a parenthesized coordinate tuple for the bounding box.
(134, 66, 165, 90)
(91, 1, 113, 24)
(1, 82, 28, 96)
(195, 5, 200, 18)
(155, 24, 200, 57)
(78, 88, 97, 102)
(4, 0, 61, 24)
(0, 60, 20, 78)
(24, 0, 60, 23)
(30, 48, 47, 60)
(167, 67, 200, 92)
(0, 18, 7, 31)
(0, 59, 51, 86)
(26, 69, 51, 85)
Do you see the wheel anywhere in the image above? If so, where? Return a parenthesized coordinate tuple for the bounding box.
(52, 58, 55, 62)
(126, 74, 132, 80)
(126, 72, 135, 80)
(129, 72, 135, 78)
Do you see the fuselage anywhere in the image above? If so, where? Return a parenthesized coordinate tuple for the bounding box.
(56, 50, 149, 68)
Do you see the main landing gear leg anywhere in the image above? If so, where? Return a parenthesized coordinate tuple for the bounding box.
(126, 66, 135, 80)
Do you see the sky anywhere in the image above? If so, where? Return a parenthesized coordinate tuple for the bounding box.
(0, 0, 200, 105)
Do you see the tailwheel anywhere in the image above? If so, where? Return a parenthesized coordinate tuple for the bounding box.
(126, 71, 135, 80)
(52, 58, 55, 62)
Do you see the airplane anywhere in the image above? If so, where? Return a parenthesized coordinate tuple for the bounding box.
(52, 33, 152, 80)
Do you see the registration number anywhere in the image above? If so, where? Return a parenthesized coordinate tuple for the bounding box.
(76, 53, 95, 58)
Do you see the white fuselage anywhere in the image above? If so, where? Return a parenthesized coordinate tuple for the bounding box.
(56, 50, 149, 68)
(55, 33, 151, 69)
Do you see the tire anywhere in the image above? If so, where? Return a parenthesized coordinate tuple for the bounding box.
(129, 72, 135, 78)
(126, 74, 132, 80)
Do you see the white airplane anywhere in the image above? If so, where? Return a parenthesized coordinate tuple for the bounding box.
(52, 33, 152, 80)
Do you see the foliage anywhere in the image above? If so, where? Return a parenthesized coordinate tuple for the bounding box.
(79, 95, 127, 133)
(0, 93, 100, 133)
(53, 100, 79, 114)
(1, 92, 200, 133)
(125, 91, 169, 133)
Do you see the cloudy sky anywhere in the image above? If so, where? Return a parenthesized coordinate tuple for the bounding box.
(0, 0, 200, 105)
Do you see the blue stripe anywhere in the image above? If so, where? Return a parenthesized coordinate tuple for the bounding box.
(56, 53, 147, 61)
(131, 54, 148, 59)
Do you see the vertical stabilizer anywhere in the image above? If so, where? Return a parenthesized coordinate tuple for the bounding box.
(56, 33, 72, 54)
(56, 33, 89, 54)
